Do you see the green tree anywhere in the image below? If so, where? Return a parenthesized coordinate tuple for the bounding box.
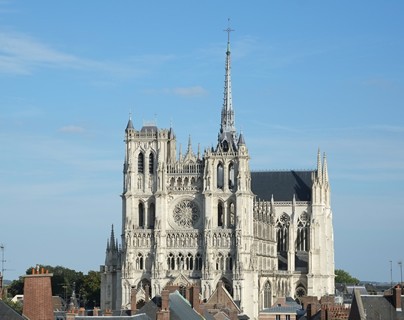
(335, 269, 360, 284)
(80, 271, 101, 308)
(6, 265, 100, 308)
(2, 298, 23, 315)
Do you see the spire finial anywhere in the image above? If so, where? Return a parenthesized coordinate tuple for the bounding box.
(323, 152, 329, 183)
(224, 18, 234, 50)
(317, 148, 322, 181)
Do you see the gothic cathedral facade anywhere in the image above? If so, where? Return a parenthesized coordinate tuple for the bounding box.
(100, 34, 335, 319)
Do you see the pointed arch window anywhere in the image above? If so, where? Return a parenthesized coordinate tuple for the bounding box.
(218, 202, 224, 227)
(216, 253, 224, 271)
(177, 253, 184, 270)
(296, 212, 310, 251)
(229, 202, 235, 227)
(136, 253, 144, 270)
(228, 162, 235, 190)
(217, 163, 224, 189)
(195, 253, 202, 271)
(167, 253, 175, 270)
(186, 253, 194, 270)
(276, 213, 290, 252)
(263, 281, 271, 308)
(149, 152, 154, 174)
(226, 253, 233, 271)
(148, 203, 155, 229)
(138, 202, 145, 228)
(138, 152, 144, 174)
(222, 140, 229, 152)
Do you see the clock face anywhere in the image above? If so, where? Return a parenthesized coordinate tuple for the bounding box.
(172, 199, 200, 228)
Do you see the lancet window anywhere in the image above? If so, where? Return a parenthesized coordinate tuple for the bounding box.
(195, 253, 202, 271)
(167, 253, 175, 270)
(216, 253, 224, 271)
(263, 281, 271, 308)
(148, 152, 154, 174)
(217, 163, 224, 189)
(148, 203, 155, 229)
(138, 202, 144, 228)
(186, 253, 193, 270)
(166, 252, 203, 271)
(276, 213, 290, 252)
(228, 162, 235, 189)
(226, 253, 233, 271)
(177, 253, 184, 270)
(296, 212, 309, 251)
(229, 202, 235, 227)
(138, 152, 144, 174)
(218, 202, 224, 227)
(136, 253, 144, 270)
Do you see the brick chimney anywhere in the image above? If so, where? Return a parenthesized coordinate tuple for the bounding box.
(161, 289, 169, 310)
(192, 285, 201, 315)
(157, 290, 170, 320)
(23, 267, 54, 320)
(393, 285, 402, 312)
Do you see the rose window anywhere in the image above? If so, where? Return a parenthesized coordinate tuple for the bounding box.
(173, 200, 199, 228)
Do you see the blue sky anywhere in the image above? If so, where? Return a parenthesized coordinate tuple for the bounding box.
(1, 1, 403, 283)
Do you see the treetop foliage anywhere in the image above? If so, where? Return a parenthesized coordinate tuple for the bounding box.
(6, 265, 100, 309)
(335, 269, 360, 284)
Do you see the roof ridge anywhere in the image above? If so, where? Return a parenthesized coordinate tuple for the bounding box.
(251, 168, 315, 172)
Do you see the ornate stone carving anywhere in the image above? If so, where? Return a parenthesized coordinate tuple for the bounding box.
(173, 200, 200, 228)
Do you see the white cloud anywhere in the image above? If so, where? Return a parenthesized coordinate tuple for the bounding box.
(0, 30, 156, 77)
(0, 31, 78, 74)
(172, 86, 207, 96)
(59, 125, 85, 134)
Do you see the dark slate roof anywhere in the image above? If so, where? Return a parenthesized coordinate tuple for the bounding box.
(360, 295, 404, 320)
(251, 170, 313, 201)
(75, 315, 150, 320)
(137, 296, 161, 319)
(169, 291, 202, 320)
(140, 125, 158, 133)
(0, 300, 25, 320)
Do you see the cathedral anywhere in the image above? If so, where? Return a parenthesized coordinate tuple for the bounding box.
(100, 32, 335, 319)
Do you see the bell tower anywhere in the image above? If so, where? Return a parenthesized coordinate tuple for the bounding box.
(200, 25, 257, 318)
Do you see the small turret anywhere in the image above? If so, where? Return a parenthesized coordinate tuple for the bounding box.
(125, 113, 134, 133)
(238, 131, 246, 146)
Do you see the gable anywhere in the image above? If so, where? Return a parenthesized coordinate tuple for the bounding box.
(205, 283, 241, 313)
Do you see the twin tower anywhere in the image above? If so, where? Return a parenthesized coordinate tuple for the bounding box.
(100, 33, 335, 319)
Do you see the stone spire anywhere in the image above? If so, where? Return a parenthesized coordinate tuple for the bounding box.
(218, 22, 237, 152)
(110, 224, 116, 251)
(316, 148, 322, 182)
(126, 112, 134, 132)
(323, 152, 329, 183)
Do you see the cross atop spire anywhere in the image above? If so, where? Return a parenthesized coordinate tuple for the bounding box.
(224, 18, 234, 52)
